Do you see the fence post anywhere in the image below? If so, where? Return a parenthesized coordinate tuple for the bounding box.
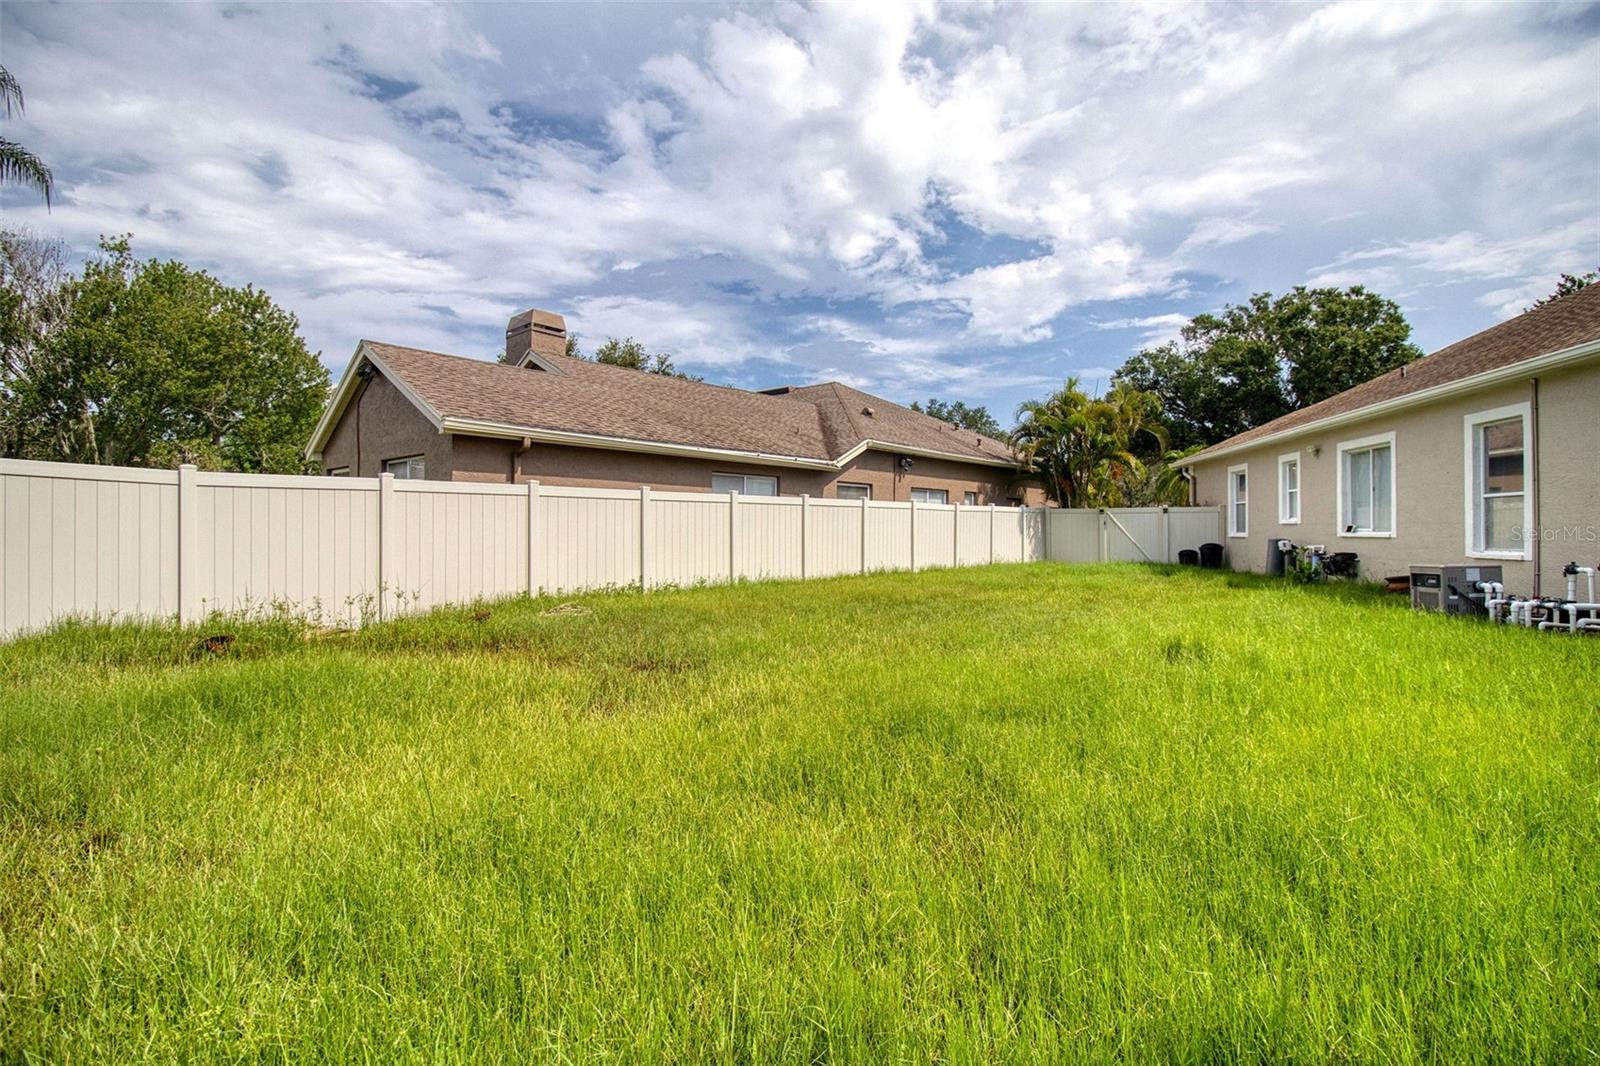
(638, 485, 651, 591)
(1044, 506, 1054, 563)
(378, 472, 396, 620)
(860, 496, 869, 573)
(728, 490, 738, 583)
(800, 494, 810, 579)
(989, 503, 996, 564)
(1161, 506, 1171, 564)
(952, 500, 961, 568)
(909, 497, 918, 572)
(177, 463, 199, 625)
(1098, 509, 1108, 563)
(526, 480, 541, 596)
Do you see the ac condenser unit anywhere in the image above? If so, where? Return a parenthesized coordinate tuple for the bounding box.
(1410, 564, 1503, 616)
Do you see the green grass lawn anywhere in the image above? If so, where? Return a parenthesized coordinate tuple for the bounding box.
(2, 564, 1596, 1062)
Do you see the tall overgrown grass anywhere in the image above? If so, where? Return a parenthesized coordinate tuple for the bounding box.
(2, 564, 1595, 1062)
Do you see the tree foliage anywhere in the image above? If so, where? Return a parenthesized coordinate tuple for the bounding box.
(1, 234, 329, 472)
(1011, 379, 1186, 507)
(0, 66, 53, 206)
(1528, 268, 1597, 310)
(909, 398, 1005, 441)
(587, 336, 702, 381)
(1115, 286, 1422, 449)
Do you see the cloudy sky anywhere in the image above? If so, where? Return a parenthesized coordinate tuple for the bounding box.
(3, 2, 1597, 420)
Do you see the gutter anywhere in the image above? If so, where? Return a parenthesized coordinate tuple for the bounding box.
(1184, 337, 1600, 467)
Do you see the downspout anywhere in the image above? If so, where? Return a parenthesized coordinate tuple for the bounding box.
(511, 436, 533, 483)
(1531, 378, 1540, 598)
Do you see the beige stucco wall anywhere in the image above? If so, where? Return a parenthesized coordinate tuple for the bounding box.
(317, 366, 1041, 504)
(1190, 359, 1599, 595)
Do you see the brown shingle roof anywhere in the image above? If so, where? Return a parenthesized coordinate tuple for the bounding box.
(360, 342, 1017, 466)
(1189, 285, 1600, 462)
(780, 381, 1018, 464)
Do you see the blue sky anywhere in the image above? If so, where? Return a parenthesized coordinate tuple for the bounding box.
(3, 2, 1597, 424)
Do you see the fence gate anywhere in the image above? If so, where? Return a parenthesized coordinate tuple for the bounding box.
(1044, 506, 1222, 564)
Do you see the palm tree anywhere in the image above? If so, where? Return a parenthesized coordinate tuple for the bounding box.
(1012, 378, 1173, 507)
(1, 66, 53, 206)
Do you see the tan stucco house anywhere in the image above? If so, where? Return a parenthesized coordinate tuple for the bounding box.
(306, 309, 1039, 505)
(1186, 286, 1600, 595)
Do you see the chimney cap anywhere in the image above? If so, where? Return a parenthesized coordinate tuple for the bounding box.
(508, 308, 566, 336)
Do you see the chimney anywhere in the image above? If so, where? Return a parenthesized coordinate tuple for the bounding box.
(506, 308, 567, 366)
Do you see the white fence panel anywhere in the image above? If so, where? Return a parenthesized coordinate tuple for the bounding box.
(914, 504, 956, 570)
(1168, 508, 1223, 561)
(808, 499, 864, 578)
(1046, 509, 1100, 563)
(1022, 509, 1046, 561)
(735, 496, 802, 580)
(196, 473, 379, 623)
(391, 481, 527, 613)
(864, 503, 911, 572)
(991, 507, 1025, 563)
(956, 508, 993, 567)
(541, 488, 640, 594)
(649, 492, 731, 588)
(1, 461, 178, 635)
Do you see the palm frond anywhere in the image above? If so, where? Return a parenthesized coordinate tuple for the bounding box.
(0, 66, 21, 118)
(0, 139, 53, 205)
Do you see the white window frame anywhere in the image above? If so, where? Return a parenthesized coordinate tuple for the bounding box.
(1335, 431, 1396, 538)
(1277, 452, 1300, 525)
(963, 491, 979, 506)
(1462, 402, 1532, 560)
(327, 466, 350, 477)
(835, 482, 872, 500)
(910, 487, 949, 504)
(385, 455, 425, 480)
(1226, 463, 1248, 538)
(713, 473, 778, 496)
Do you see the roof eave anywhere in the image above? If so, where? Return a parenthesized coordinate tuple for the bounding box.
(1185, 337, 1600, 467)
(438, 417, 839, 470)
(839, 439, 1021, 470)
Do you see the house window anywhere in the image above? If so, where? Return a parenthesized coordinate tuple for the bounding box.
(835, 482, 871, 500)
(385, 456, 425, 480)
(1464, 404, 1531, 558)
(713, 473, 778, 496)
(963, 491, 979, 506)
(1006, 496, 1022, 507)
(327, 466, 350, 477)
(1227, 464, 1248, 537)
(1337, 433, 1395, 536)
(910, 487, 948, 504)
(1278, 453, 1300, 524)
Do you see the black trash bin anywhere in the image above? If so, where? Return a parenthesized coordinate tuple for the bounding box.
(1265, 538, 1287, 577)
(1199, 542, 1224, 569)
(1178, 549, 1199, 567)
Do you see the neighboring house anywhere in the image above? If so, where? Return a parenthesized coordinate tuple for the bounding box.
(307, 309, 1038, 505)
(1185, 286, 1600, 594)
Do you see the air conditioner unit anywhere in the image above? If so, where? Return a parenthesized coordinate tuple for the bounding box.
(1410, 564, 1503, 616)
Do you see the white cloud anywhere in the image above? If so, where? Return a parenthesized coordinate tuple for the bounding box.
(0, 0, 1594, 409)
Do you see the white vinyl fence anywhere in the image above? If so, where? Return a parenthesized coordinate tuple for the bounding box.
(0, 459, 1221, 638)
